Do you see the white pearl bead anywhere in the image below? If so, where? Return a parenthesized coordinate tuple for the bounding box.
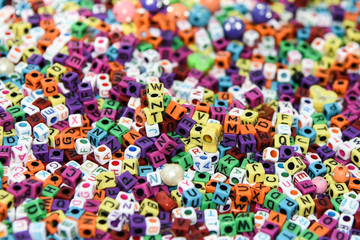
(0, 58, 14, 74)
(160, 164, 184, 186)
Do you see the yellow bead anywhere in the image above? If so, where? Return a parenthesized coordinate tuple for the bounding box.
(194, 182, 206, 194)
(203, 89, 214, 104)
(121, 159, 139, 176)
(264, 174, 279, 190)
(235, 58, 250, 70)
(0, 190, 14, 209)
(270, 2, 285, 14)
(323, 158, 339, 174)
(46, 210, 66, 221)
(5, 90, 24, 106)
(47, 63, 66, 82)
(146, 82, 164, 97)
(283, 156, 306, 175)
(325, 37, 342, 57)
(22, 47, 41, 62)
(97, 98, 105, 110)
(190, 124, 203, 146)
(192, 111, 209, 126)
(85, 17, 102, 28)
(62, 2, 80, 11)
(98, 197, 119, 217)
(12, 22, 31, 38)
(48, 93, 66, 107)
(4, 129, 16, 137)
(0, 126, 3, 145)
(143, 107, 163, 125)
(344, 21, 357, 31)
(313, 124, 330, 144)
(175, 98, 187, 105)
(122, 22, 136, 35)
(59, 46, 68, 55)
(171, 189, 182, 207)
(273, 134, 290, 149)
(147, 93, 164, 113)
(268, 100, 278, 111)
(328, 183, 348, 199)
(49, 128, 60, 148)
(37, 6, 55, 14)
(352, 147, 360, 168)
(295, 136, 310, 154)
(5, 82, 19, 92)
(241, 110, 258, 125)
(245, 163, 265, 183)
(187, 44, 198, 52)
(139, 199, 159, 217)
(295, 194, 315, 217)
(324, 174, 336, 193)
(96, 171, 117, 190)
(7, 38, 23, 51)
(96, 216, 108, 232)
(276, 113, 293, 127)
(206, 123, 223, 137)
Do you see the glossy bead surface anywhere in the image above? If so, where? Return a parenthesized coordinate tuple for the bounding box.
(160, 164, 184, 186)
(140, 0, 163, 14)
(113, 0, 136, 23)
(0, 57, 14, 74)
(189, 5, 211, 27)
(199, 0, 220, 13)
(332, 166, 350, 183)
(251, 3, 273, 24)
(223, 17, 245, 39)
(311, 176, 327, 194)
(167, 3, 189, 21)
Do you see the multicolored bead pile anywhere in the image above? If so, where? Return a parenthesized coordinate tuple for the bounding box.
(0, 0, 360, 239)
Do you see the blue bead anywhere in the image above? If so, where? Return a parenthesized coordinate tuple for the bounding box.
(278, 197, 298, 219)
(140, 0, 163, 14)
(291, 118, 299, 134)
(182, 188, 203, 208)
(276, 230, 297, 240)
(299, 126, 316, 145)
(21, 64, 41, 84)
(106, 46, 119, 62)
(331, 25, 345, 37)
(323, 102, 341, 120)
(189, 5, 211, 27)
(223, 17, 245, 39)
(233, 4, 248, 14)
(251, 3, 273, 24)
(226, 42, 243, 62)
(214, 99, 228, 108)
(3, 136, 18, 146)
(218, 144, 232, 158)
(218, 76, 232, 92)
(213, 182, 231, 205)
(66, 207, 85, 219)
(297, 28, 310, 42)
(138, 166, 153, 177)
(307, 162, 327, 178)
(87, 127, 108, 147)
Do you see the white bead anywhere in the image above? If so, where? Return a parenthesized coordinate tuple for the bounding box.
(33, 123, 49, 142)
(195, 28, 212, 52)
(275, 124, 291, 136)
(337, 142, 355, 160)
(145, 217, 160, 236)
(338, 213, 354, 231)
(180, 207, 197, 225)
(263, 147, 279, 163)
(53, 104, 69, 121)
(124, 145, 141, 159)
(7, 46, 23, 63)
(145, 122, 160, 137)
(161, 164, 184, 187)
(229, 167, 245, 185)
(75, 138, 91, 155)
(205, 220, 220, 236)
(15, 121, 32, 136)
(94, 145, 112, 165)
(76, 181, 96, 199)
(193, 155, 211, 172)
(339, 196, 359, 215)
(301, 58, 314, 77)
(290, 215, 310, 231)
(147, 171, 162, 187)
(327, 136, 343, 152)
(293, 171, 311, 186)
(41, 107, 59, 126)
(277, 69, 291, 83)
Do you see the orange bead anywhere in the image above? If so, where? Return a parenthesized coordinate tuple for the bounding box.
(332, 166, 350, 183)
(25, 70, 43, 91)
(332, 79, 348, 98)
(167, 3, 189, 22)
(199, 0, 220, 13)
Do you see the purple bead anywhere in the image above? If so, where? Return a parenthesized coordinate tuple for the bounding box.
(68, 40, 84, 55)
(251, 3, 273, 24)
(332, 6, 345, 21)
(152, 185, 170, 197)
(129, 214, 146, 236)
(101, 135, 121, 153)
(301, 75, 319, 88)
(66, 99, 83, 115)
(210, 107, 226, 124)
(14, 230, 32, 240)
(171, 47, 192, 65)
(32, 143, 49, 163)
(93, 13, 107, 21)
(342, 126, 360, 141)
(101, 109, 117, 121)
(84, 199, 100, 213)
(52, 120, 69, 132)
(87, 110, 102, 123)
(199, 75, 219, 91)
(279, 146, 294, 162)
(78, 8, 93, 17)
(159, 72, 175, 89)
(188, 69, 204, 79)
(171, 138, 185, 158)
(226, 65, 239, 75)
(176, 116, 196, 138)
(331, 229, 349, 240)
(7, 183, 27, 207)
(260, 221, 280, 238)
(105, 187, 120, 199)
(254, 151, 263, 162)
(278, 83, 294, 96)
(240, 47, 252, 59)
(65, 52, 86, 71)
(61, 72, 80, 92)
(196, 211, 204, 223)
(28, 14, 40, 26)
(213, 38, 230, 51)
(263, 161, 274, 174)
(49, 149, 64, 164)
(126, 81, 145, 98)
(222, 133, 238, 147)
(296, 180, 316, 197)
(61, 166, 82, 188)
(147, 150, 167, 168)
(238, 134, 256, 153)
(117, 45, 134, 64)
(121, 107, 135, 119)
(0, 111, 14, 132)
(51, 199, 70, 212)
(317, 145, 335, 160)
(135, 137, 154, 159)
(53, 53, 68, 65)
(161, 31, 174, 46)
(158, 211, 170, 225)
(140, 0, 163, 13)
(0, 146, 11, 166)
(78, 82, 94, 101)
(132, 181, 153, 201)
(27, 54, 46, 69)
(223, 17, 245, 39)
(116, 171, 136, 192)
(91, 58, 110, 74)
(158, 46, 173, 60)
(23, 178, 43, 199)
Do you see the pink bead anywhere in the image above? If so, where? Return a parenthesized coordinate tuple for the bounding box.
(311, 176, 327, 194)
(113, 1, 136, 23)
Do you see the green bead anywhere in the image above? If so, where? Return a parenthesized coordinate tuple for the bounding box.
(172, 37, 184, 51)
(41, 63, 50, 75)
(280, 41, 295, 59)
(167, 131, 182, 139)
(201, 193, 216, 211)
(299, 229, 319, 240)
(137, 42, 153, 52)
(163, 95, 172, 110)
(96, 117, 115, 133)
(282, 221, 301, 235)
(80, 0, 94, 9)
(187, 53, 214, 72)
(24, 199, 47, 222)
(331, 196, 344, 212)
(290, 136, 295, 145)
(103, 99, 120, 110)
(235, 212, 254, 233)
(0, 45, 7, 55)
(311, 113, 327, 125)
(3, 220, 12, 234)
(264, 189, 286, 211)
(171, 152, 193, 170)
(193, 172, 211, 184)
(7, 106, 25, 123)
(109, 124, 129, 145)
(42, 185, 59, 198)
(215, 12, 228, 24)
(71, 21, 88, 39)
(266, 55, 279, 63)
(297, 41, 312, 57)
(305, 49, 322, 61)
(0, 162, 3, 178)
(218, 155, 239, 176)
(144, 234, 162, 240)
(240, 158, 254, 170)
(219, 214, 236, 236)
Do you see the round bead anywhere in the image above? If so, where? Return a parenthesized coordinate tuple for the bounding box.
(223, 17, 245, 39)
(311, 176, 327, 194)
(199, 0, 220, 13)
(167, 3, 189, 21)
(332, 166, 350, 183)
(189, 5, 211, 27)
(113, 0, 136, 23)
(251, 3, 273, 24)
(160, 164, 184, 186)
(140, 0, 163, 14)
(0, 58, 14, 74)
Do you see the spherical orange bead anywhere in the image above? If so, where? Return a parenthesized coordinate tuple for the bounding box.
(199, 0, 220, 13)
(332, 166, 350, 183)
(167, 3, 189, 21)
